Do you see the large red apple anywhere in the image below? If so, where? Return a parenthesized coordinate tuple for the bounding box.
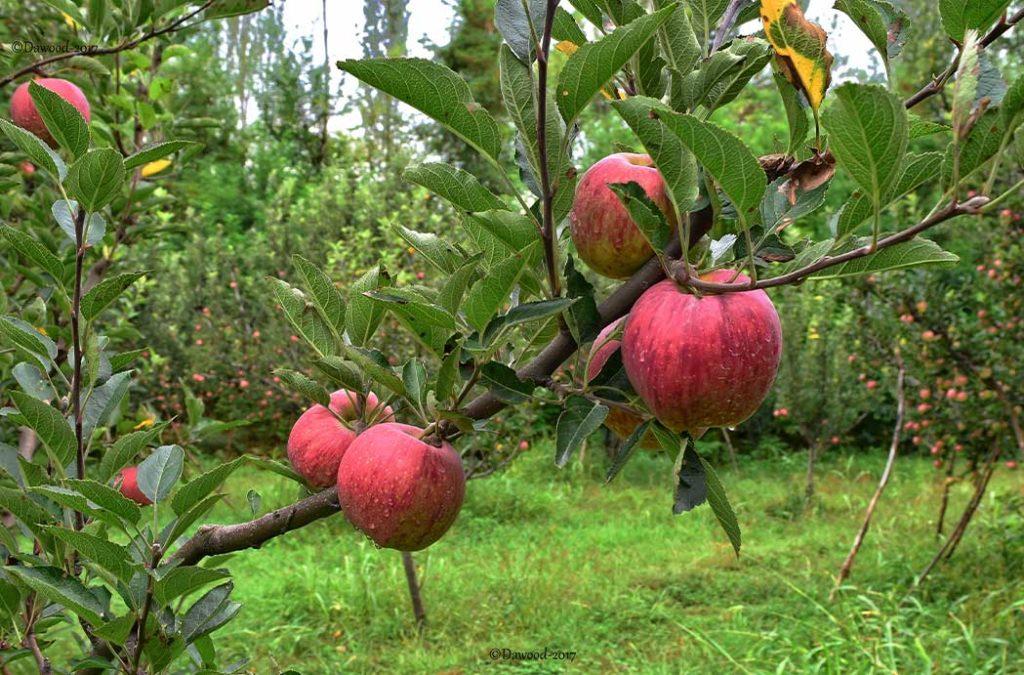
(621, 270, 782, 434)
(115, 466, 152, 506)
(587, 317, 660, 449)
(287, 390, 393, 488)
(570, 153, 676, 279)
(11, 78, 91, 147)
(336, 423, 465, 551)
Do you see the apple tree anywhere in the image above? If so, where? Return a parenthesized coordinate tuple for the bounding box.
(1, 0, 1023, 672)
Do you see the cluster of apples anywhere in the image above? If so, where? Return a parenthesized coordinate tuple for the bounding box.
(287, 391, 465, 551)
(573, 154, 783, 440)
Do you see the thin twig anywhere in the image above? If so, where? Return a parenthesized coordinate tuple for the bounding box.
(535, 0, 562, 299)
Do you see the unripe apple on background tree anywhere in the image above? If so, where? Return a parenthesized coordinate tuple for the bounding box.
(586, 317, 660, 449)
(337, 423, 465, 551)
(569, 153, 676, 279)
(115, 466, 152, 506)
(622, 270, 783, 435)
(287, 389, 394, 488)
(10, 78, 91, 146)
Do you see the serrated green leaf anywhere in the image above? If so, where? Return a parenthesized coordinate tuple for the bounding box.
(605, 419, 652, 482)
(939, 0, 1010, 42)
(44, 528, 137, 582)
(556, 4, 676, 123)
(65, 479, 141, 525)
(98, 425, 163, 483)
(11, 391, 74, 469)
(344, 266, 389, 347)
(479, 362, 535, 404)
(51, 200, 106, 246)
(774, 69, 811, 156)
(812, 237, 958, 279)
(760, 175, 830, 231)
(834, 0, 908, 71)
(835, 152, 941, 237)
(181, 582, 240, 641)
(1, 225, 65, 285)
(292, 255, 345, 339)
(394, 226, 465, 274)
(81, 272, 144, 322)
(82, 371, 132, 438)
(608, 181, 672, 251)
(555, 396, 608, 467)
(402, 360, 427, 411)
(403, 162, 507, 213)
(66, 149, 125, 212)
(123, 140, 198, 170)
(205, 0, 269, 19)
(5, 566, 104, 624)
(482, 298, 577, 346)
(495, 0, 547, 63)
(270, 278, 338, 357)
(696, 453, 741, 556)
(822, 83, 907, 212)
(0, 117, 66, 180)
(337, 58, 502, 161)
(658, 112, 766, 220)
(342, 346, 407, 399)
(273, 369, 330, 408)
(137, 445, 184, 503)
(464, 242, 538, 332)
(27, 81, 89, 158)
(656, 0, 700, 76)
(0, 316, 57, 369)
(438, 257, 480, 314)
(365, 289, 457, 331)
(171, 458, 243, 515)
(155, 566, 230, 605)
(435, 345, 462, 404)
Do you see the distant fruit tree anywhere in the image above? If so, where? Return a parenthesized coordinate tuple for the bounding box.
(1, 0, 1022, 672)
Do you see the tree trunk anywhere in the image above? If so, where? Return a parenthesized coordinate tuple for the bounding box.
(805, 442, 818, 503)
(720, 427, 738, 472)
(401, 551, 426, 631)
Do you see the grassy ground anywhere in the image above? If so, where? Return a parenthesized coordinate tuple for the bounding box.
(199, 443, 1023, 673)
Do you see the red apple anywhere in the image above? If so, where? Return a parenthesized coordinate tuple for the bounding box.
(1006, 460, 1018, 470)
(287, 390, 393, 488)
(11, 78, 91, 146)
(621, 270, 782, 434)
(336, 423, 465, 551)
(18, 161, 34, 176)
(586, 317, 660, 449)
(115, 466, 151, 506)
(569, 153, 676, 279)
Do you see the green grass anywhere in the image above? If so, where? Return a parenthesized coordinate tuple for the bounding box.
(198, 444, 1023, 673)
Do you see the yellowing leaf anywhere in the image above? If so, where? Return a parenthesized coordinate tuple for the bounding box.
(140, 159, 171, 177)
(761, 0, 833, 112)
(62, 12, 78, 28)
(134, 417, 155, 430)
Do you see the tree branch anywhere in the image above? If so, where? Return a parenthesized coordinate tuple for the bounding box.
(710, 0, 746, 53)
(0, 0, 216, 89)
(674, 197, 989, 294)
(903, 8, 1024, 109)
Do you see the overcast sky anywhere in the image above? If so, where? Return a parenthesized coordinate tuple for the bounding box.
(278, 0, 877, 131)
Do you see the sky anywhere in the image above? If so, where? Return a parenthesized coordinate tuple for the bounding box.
(278, 0, 878, 131)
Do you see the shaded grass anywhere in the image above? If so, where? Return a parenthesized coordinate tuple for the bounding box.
(199, 444, 1023, 673)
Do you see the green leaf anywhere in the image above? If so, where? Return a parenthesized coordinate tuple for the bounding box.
(605, 419, 652, 482)
(656, 0, 700, 77)
(612, 96, 698, 212)
(555, 396, 608, 467)
(908, 115, 949, 139)
(555, 3, 676, 123)
(702, 39, 774, 113)
(5, 566, 105, 624)
(65, 149, 125, 212)
(464, 242, 538, 332)
(834, 152, 941, 237)
(0, 118, 66, 180)
(292, 255, 346, 339)
(394, 226, 465, 274)
(344, 266, 389, 348)
(479, 362, 535, 404)
(205, 0, 269, 19)
(822, 83, 907, 211)
(434, 345, 462, 404)
(93, 614, 135, 645)
(28, 81, 90, 158)
(554, 7, 588, 44)
(44, 528, 137, 582)
(696, 453, 741, 556)
(365, 289, 458, 331)
(658, 112, 767, 220)
(495, 0, 548, 63)
(13, 362, 54, 401)
(181, 582, 240, 641)
(563, 256, 601, 344)
(171, 458, 243, 515)
(155, 566, 230, 605)
(313, 357, 364, 392)
(269, 278, 338, 357)
(0, 316, 57, 368)
(688, 0, 729, 46)
(64, 479, 141, 525)
(952, 30, 981, 138)
(337, 58, 502, 161)
(342, 346, 407, 399)
(1002, 73, 1024, 135)
(98, 425, 163, 483)
(52, 200, 106, 246)
(774, 70, 811, 156)
(608, 181, 672, 251)
(81, 272, 144, 322)
(834, 0, 909, 71)
(273, 369, 330, 408)
(402, 360, 427, 411)
(402, 162, 507, 213)
(11, 391, 75, 469)
(482, 298, 578, 346)
(812, 237, 958, 279)
(939, 0, 1010, 42)
(568, 0, 604, 26)
(136, 445, 185, 503)
(0, 225, 65, 286)
(0, 486, 56, 539)
(464, 211, 540, 264)
(760, 175, 830, 231)
(82, 371, 132, 438)
(438, 257, 481, 314)
(942, 109, 1003, 182)
(161, 494, 224, 549)
(123, 140, 198, 170)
